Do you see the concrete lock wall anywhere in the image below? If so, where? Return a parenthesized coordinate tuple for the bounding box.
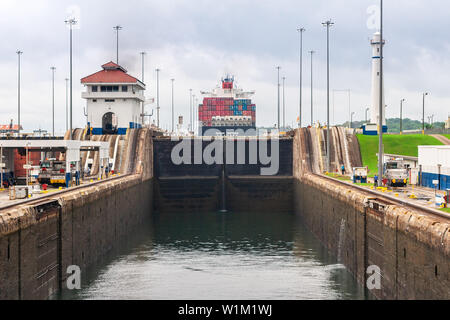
(0, 128, 155, 300)
(293, 128, 450, 299)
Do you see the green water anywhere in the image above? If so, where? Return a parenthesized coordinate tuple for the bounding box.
(60, 211, 366, 300)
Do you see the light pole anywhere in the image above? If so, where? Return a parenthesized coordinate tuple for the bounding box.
(193, 95, 197, 134)
(282, 76, 286, 129)
(309, 50, 315, 127)
(171, 79, 174, 133)
(16, 50, 23, 134)
(297, 27, 305, 128)
(65, 78, 69, 132)
(140, 52, 146, 125)
(377, 0, 384, 187)
(365, 107, 370, 123)
(156, 68, 160, 128)
(113, 25, 122, 64)
(422, 92, 428, 134)
(322, 20, 334, 173)
(51, 67, 56, 136)
(400, 98, 405, 134)
(189, 89, 193, 132)
(350, 112, 355, 129)
(65, 18, 77, 140)
(140, 51, 146, 82)
(276, 66, 281, 129)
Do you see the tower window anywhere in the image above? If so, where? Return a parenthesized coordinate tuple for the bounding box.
(105, 99, 115, 102)
(101, 86, 120, 92)
(92, 86, 98, 92)
(93, 99, 97, 102)
(122, 86, 128, 92)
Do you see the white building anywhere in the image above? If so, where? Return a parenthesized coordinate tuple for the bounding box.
(363, 32, 387, 135)
(81, 61, 145, 135)
(418, 145, 450, 190)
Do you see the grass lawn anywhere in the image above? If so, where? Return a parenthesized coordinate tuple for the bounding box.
(356, 134, 443, 177)
(440, 207, 450, 213)
(443, 134, 450, 140)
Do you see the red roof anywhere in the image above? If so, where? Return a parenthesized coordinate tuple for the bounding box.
(81, 61, 142, 85)
(0, 124, 22, 131)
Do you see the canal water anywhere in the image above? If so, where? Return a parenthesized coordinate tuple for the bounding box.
(60, 211, 366, 300)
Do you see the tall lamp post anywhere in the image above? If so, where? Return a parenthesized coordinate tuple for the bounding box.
(51, 67, 56, 136)
(113, 25, 122, 64)
(309, 50, 315, 127)
(322, 20, 334, 173)
(171, 79, 175, 133)
(399, 98, 405, 134)
(140, 51, 146, 125)
(276, 66, 281, 129)
(65, 18, 77, 140)
(350, 112, 355, 129)
(282, 76, 286, 129)
(65, 78, 69, 132)
(155, 68, 160, 128)
(297, 27, 305, 128)
(422, 92, 428, 134)
(189, 89, 193, 132)
(16, 50, 23, 134)
(377, 0, 384, 187)
(365, 107, 370, 123)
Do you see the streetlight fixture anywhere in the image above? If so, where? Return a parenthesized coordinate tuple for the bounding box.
(189, 89, 193, 132)
(322, 19, 334, 173)
(113, 25, 122, 64)
(51, 67, 56, 136)
(365, 107, 370, 123)
(155, 68, 160, 128)
(140, 52, 146, 125)
(377, 0, 384, 187)
(350, 112, 355, 129)
(297, 27, 305, 128)
(65, 18, 77, 140)
(422, 92, 429, 134)
(400, 98, 405, 134)
(276, 66, 281, 129)
(65, 78, 69, 133)
(282, 76, 286, 130)
(16, 50, 23, 134)
(171, 78, 175, 133)
(309, 50, 315, 127)
(140, 51, 146, 82)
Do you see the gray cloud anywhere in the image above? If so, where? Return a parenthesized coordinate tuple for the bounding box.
(0, 0, 448, 133)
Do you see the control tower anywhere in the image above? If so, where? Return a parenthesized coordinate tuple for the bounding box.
(363, 32, 388, 135)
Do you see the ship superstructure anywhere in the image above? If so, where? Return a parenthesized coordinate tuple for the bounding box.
(198, 76, 256, 135)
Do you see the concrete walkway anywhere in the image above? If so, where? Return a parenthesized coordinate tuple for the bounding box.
(431, 134, 450, 145)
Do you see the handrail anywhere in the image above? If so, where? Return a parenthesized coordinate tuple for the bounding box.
(0, 173, 133, 212)
(313, 173, 450, 220)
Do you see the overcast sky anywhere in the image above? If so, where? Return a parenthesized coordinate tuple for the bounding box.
(0, 0, 449, 133)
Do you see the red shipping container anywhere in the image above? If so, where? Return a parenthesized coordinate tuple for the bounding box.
(14, 148, 41, 178)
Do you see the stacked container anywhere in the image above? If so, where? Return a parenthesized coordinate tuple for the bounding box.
(198, 77, 256, 128)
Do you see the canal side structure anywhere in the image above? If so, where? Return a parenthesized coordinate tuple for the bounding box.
(0, 128, 154, 299)
(293, 127, 449, 299)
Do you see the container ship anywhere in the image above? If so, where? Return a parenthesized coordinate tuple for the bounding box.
(199, 76, 256, 135)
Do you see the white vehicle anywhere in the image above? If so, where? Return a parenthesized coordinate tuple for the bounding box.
(383, 157, 408, 187)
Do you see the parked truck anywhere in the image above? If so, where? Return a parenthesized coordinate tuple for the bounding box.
(383, 157, 408, 187)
